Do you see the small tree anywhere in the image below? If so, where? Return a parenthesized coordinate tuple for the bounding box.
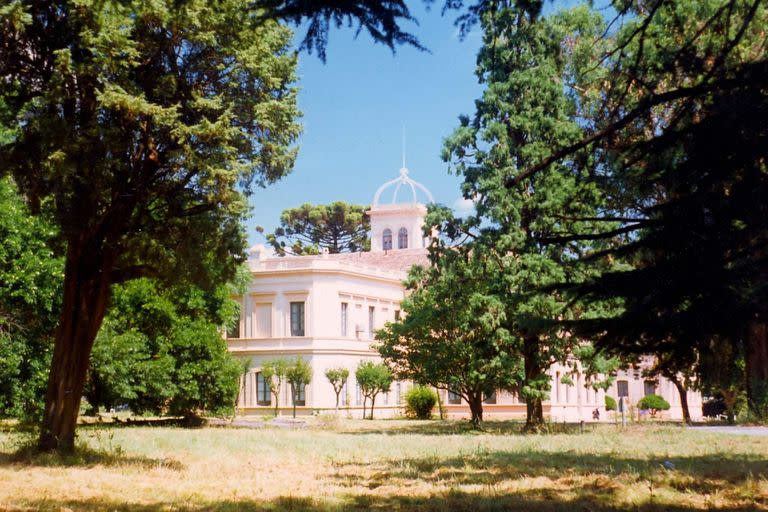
(355, 361, 393, 420)
(286, 357, 312, 419)
(262, 359, 289, 416)
(605, 395, 617, 412)
(324, 367, 350, 413)
(404, 385, 437, 420)
(637, 394, 671, 418)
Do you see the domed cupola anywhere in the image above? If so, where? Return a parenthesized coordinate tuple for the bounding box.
(368, 166, 434, 252)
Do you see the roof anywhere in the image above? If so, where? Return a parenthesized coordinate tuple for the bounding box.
(249, 248, 430, 278)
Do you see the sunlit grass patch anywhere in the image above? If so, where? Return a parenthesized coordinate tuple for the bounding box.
(0, 420, 765, 511)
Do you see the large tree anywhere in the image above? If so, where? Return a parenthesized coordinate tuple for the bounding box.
(377, 246, 522, 427)
(439, 4, 616, 430)
(512, 0, 768, 417)
(0, 0, 429, 452)
(262, 202, 370, 255)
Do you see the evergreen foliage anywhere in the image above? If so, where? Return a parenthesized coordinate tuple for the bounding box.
(85, 278, 244, 419)
(438, 4, 619, 430)
(0, 177, 62, 421)
(376, 249, 521, 427)
(637, 394, 671, 417)
(403, 385, 438, 420)
(506, 1, 768, 418)
(262, 202, 370, 255)
(604, 395, 617, 412)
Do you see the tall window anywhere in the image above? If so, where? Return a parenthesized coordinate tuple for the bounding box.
(290, 302, 305, 336)
(256, 372, 271, 405)
(341, 302, 348, 336)
(368, 306, 375, 338)
(397, 227, 408, 249)
(394, 310, 401, 321)
(617, 380, 629, 397)
(293, 383, 306, 406)
(644, 380, 657, 396)
(341, 380, 348, 406)
(448, 389, 461, 404)
(253, 303, 272, 338)
(483, 391, 497, 404)
(382, 229, 393, 250)
(355, 381, 362, 405)
(226, 322, 240, 339)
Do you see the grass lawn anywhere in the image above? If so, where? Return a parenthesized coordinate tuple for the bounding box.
(0, 419, 766, 511)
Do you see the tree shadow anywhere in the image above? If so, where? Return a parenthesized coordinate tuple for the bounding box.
(337, 419, 625, 436)
(20, 492, 764, 511)
(0, 441, 184, 471)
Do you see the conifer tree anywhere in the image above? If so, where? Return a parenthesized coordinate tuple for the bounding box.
(440, 4, 617, 430)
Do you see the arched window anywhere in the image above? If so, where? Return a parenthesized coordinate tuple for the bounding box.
(382, 229, 393, 250)
(398, 228, 408, 249)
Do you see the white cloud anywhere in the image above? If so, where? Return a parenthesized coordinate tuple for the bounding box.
(453, 196, 475, 215)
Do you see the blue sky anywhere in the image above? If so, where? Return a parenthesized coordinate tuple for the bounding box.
(245, 4, 483, 245)
(245, 1, 584, 246)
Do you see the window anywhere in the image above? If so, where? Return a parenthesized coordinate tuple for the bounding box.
(355, 381, 362, 405)
(340, 380, 348, 406)
(394, 309, 401, 321)
(293, 383, 306, 406)
(256, 372, 271, 405)
(382, 229, 393, 250)
(368, 306, 375, 337)
(290, 302, 305, 336)
(644, 380, 657, 396)
(617, 380, 629, 397)
(341, 302, 348, 336)
(483, 391, 497, 404)
(398, 227, 408, 249)
(448, 390, 461, 405)
(226, 320, 240, 339)
(253, 303, 272, 338)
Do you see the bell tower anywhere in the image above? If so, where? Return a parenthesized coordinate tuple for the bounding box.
(368, 166, 434, 252)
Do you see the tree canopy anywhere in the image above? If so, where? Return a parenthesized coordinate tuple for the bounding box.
(262, 202, 370, 256)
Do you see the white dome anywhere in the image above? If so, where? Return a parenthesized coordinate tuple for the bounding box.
(372, 167, 434, 207)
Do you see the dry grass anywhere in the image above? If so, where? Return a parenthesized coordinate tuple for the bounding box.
(0, 419, 766, 511)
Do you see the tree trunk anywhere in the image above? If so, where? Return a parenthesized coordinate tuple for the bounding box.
(523, 336, 545, 432)
(38, 241, 114, 453)
(745, 318, 768, 418)
(291, 384, 297, 418)
(335, 391, 340, 414)
(467, 392, 483, 428)
(273, 387, 279, 416)
(362, 396, 367, 419)
(722, 389, 737, 424)
(369, 394, 376, 420)
(669, 375, 692, 424)
(435, 387, 444, 420)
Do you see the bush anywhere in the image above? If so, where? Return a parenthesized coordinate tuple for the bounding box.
(404, 385, 438, 419)
(605, 395, 617, 411)
(637, 394, 670, 416)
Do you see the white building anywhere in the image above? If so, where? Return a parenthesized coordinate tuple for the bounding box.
(228, 166, 702, 421)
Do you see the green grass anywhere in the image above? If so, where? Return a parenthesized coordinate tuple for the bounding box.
(0, 420, 765, 511)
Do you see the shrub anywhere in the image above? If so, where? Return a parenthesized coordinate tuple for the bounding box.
(404, 385, 438, 419)
(605, 395, 617, 411)
(637, 394, 670, 417)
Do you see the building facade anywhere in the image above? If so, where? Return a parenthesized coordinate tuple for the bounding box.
(227, 167, 702, 421)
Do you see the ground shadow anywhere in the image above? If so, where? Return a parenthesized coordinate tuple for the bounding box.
(330, 448, 767, 497)
(20, 492, 764, 511)
(0, 441, 184, 471)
